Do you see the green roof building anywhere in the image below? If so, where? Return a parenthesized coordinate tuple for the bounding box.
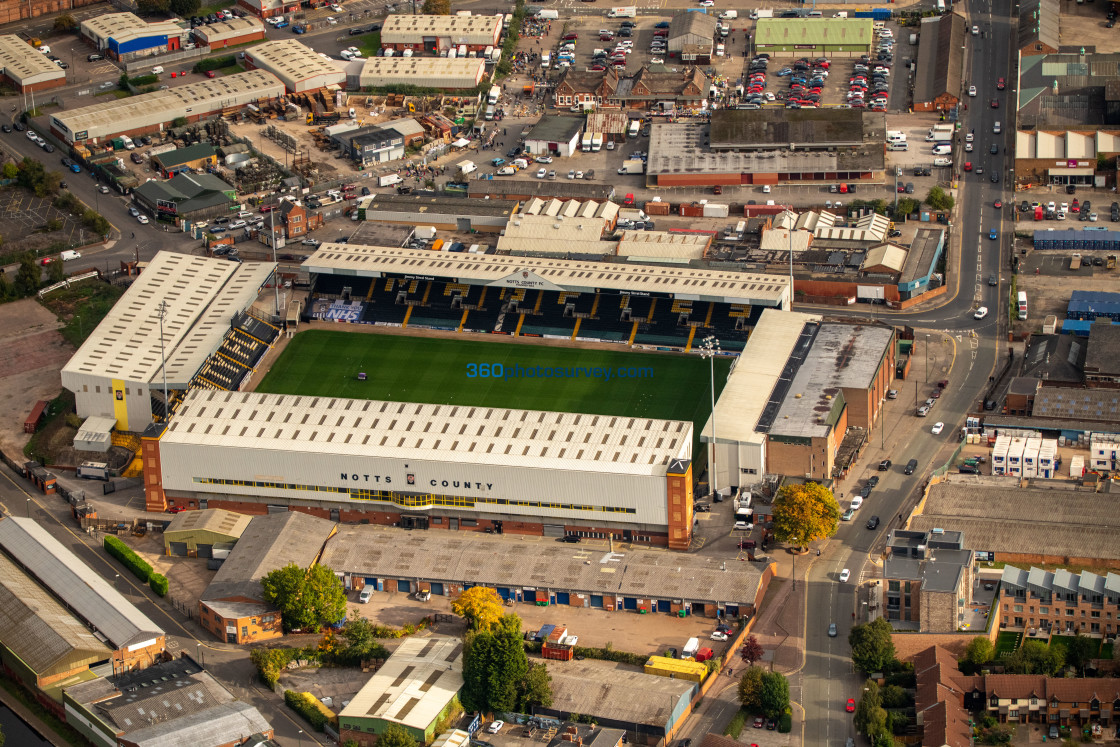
(755, 18, 874, 55)
(164, 508, 252, 558)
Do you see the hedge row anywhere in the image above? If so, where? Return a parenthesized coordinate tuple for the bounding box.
(284, 690, 327, 731)
(104, 536, 153, 582)
(149, 573, 168, 597)
(194, 55, 235, 73)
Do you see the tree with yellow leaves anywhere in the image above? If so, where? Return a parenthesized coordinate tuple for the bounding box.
(769, 482, 840, 549)
(451, 586, 505, 631)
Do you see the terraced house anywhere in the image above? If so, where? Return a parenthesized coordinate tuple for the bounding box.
(999, 566, 1120, 636)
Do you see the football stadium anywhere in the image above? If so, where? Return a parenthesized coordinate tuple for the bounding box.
(68, 247, 791, 549)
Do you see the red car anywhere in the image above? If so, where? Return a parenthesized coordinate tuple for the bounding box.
(206, 70, 217, 78)
(991, 98, 999, 108)
(40, 257, 52, 265)
(964, 162, 973, 172)
(996, 77, 1006, 90)
(753, 716, 765, 728)
(994, 199, 1002, 209)
(562, 33, 578, 40)
(846, 698, 856, 713)
(168, 506, 187, 513)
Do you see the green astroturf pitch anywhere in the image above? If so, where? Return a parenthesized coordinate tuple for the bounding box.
(256, 330, 732, 432)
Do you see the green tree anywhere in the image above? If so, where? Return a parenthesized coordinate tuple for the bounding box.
(0, 271, 10, 302)
(770, 482, 840, 548)
(259, 562, 347, 632)
(737, 666, 765, 710)
(451, 586, 505, 631)
(925, 185, 955, 211)
(758, 671, 789, 718)
(880, 684, 910, 709)
(53, 13, 77, 31)
(518, 661, 553, 710)
(170, 0, 201, 16)
(136, 0, 171, 13)
(848, 618, 896, 675)
(48, 257, 66, 284)
(1005, 640, 1066, 676)
(461, 613, 529, 712)
(2, 162, 16, 179)
(15, 254, 41, 297)
(422, 0, 451, 12)
(961, 636, 995, 669)
(895, 197, 920, 216)
(854, 680, 885, 735)
(1064, 634, 1097, 674)
(338, 617, 389, 663)
(378, 723, 417, 747)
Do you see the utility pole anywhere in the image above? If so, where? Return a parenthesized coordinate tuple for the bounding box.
(699, 336, 721, 500)
(155, 300, 170, 422)
(269, 206, 279, 315)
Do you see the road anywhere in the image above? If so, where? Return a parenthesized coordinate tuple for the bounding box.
(799, 0, 1014, 742)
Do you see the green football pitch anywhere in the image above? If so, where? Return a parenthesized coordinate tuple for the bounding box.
(256, 330, 732, 433)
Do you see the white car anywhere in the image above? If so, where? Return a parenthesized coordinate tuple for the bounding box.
(567, 170, 575, 179)
(850, 496, 863, 511)
(331, 3, 342, 9)
(974, 306, 989, 319)
(968, 85, 977, 97)
(965, 133, 974, 142)
(347, 46, 363, 57)
(931, 422, 945, 435)
(965, 142, 974, 152)
(710, 631, 728, 641)
(487, 721, 504, 734)
(971, 25, 980, 35)
(137, 214, 149, 224)
(536, 168, 547, 179)
(575, 171, 584, 179)
(839, 569, 851, 583)
(699, 0, 715, 5)
(734, 520, 752, 531)
(650, 57, 664, 65)
(535, 155, 553, 163)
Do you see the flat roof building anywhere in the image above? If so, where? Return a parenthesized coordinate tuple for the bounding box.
(80, 12, 188, 59)
(356, 57, 486, 90)
(380, 14, 502, 52)
(0, 517, 165, 673)
(523, 115, 585, 158)
(541, 660, 693, 736)
(616, 231, 711, 262)
(754, 17, 874, 56)
(339, 637, 463, 746)
(0, 35, 66, 93)
(191, 16, 266, 49)
(359, 193, 519, 232)
(244, 40, 346, 93)
(50, 70, 285, 144)
(496, 213, 615, 257)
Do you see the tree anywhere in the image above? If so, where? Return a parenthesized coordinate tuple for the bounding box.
(451, 587, 504, 631)
(136, 0, 171, 13)
(379, 723, 417, 747)
(1065, 634, 1097, 674)
(879, 684, 910, 709)
(259, 562, 347, 632)
(926, 185, 955, 211)
(53, 13, 77, 31)
(170, 0, 201, 16)
(48, 258, 66, 284)
(961, 636, 995, 669)
(461, 613, 529, 712)
(769, 482, 841, 548)
(739, 634, 764, 665)
(1005, 640, 1066, 676)
(518, 661, 553, 710)
(895, 197, 920, 216)
(15, 254, 41, 297)
(854, 680, 887, 736)
(848, 618, 896, 675)
(758, 671, 789, 718)
(737, 666, 765, 710)
(2, 162, 16, 179)
(422, 0, 451, 13)
(0, 271, 10, 303)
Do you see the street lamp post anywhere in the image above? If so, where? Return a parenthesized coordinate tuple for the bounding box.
(155, 301, 170, 422)
(926, 333, 930, 382)
(698, 336, 721, 500)
(196, 643, 204, 668)
(792, 537, 799, 591)
(25, 498, 30, 519)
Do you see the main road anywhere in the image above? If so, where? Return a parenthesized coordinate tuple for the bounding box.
(799, 0, 1015, 742)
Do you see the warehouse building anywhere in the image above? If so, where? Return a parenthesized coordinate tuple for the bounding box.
(243, 39, 345, 94)
(198, 512, 336, 643)
(754, 17, 874, 57)
(80, 12, 188, 60)
(914, 13, 966, 112)
(380, 14, 502, 54)
(150, 143, 218, 178)
(667, 11, 718, 63)
(163, 507, 251, 558)
(0, 35, 66, 93)
(191, 16, 266, 49)
(64, 656, 274, 747)
(357, 192, 519, 232)
(496, 213, 616, 257)
(339, 637, 463, 747)
(60, 251, 278, 432)
(356, 57, 486, 90)
(132, 171, 237, 223)
(0, 517, 166, 673)
(335, 124, 405, 165)
(617, 230, 711, 262)
(143, 388, 697, 547)
(237, 0, 286, 18)
(523, 115, 584, 158)
(0, 552, 111, 691)
(49, 70, 285, 145)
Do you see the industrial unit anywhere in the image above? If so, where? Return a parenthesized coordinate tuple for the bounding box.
(243, 39, 346, 93)
(754, 17, 875, 57)
(356, 193, 519, 232)
(80, 12, 188, 59)
(379, 14, 502, 53)
(60, 251, 278, 432)
(667, 11, 718, 62)
(191, 16, 266, 49)
(49, 70, 285, 144)
(0, 35, 66, 93)
(142, 388, 697, 546)
(356, 57, 487, 90)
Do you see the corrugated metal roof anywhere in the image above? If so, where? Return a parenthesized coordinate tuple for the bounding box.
(192, 16, 264, 43)
(914, 13, 965, 106)
(0, 553, 110, 677)
(341, 637, 462, 729)
(863, 243, 907, 273)
(126, 700, 272, 747)
(80, 12, 185, 46)
(304, 244, 790, 305)
(617, 230, 710, 260)
(200, 511, 336, 604)
(358, 58, 485, 90)
(0, 518, 163, 649)
(0, 35, 66, 85)
(61, 252, 274, 387)
(164, 508, 252, 541)
(755, 17, 873, 47)
(700, 309, 821, 446)
(545, 659, 692, 726)
(169, 389, 693, 477)
(380, 14, 501, 46)
(246, 40, 346, 89)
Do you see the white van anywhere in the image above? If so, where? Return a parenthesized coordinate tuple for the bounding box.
(340, 49, 354, 60)
(932, 144, 951, 155)
(151, 65, 164, 75)
(886, 130, 906, 142)
(359, 587, 373, 603)
(887, 142, 908, 151)
(60, 250, 81, 261)
(719, 9, 737, 19)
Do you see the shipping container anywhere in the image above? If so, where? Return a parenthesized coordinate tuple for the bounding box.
(644, 201, 671, 216)
(702, 203, 729, 218)
(77, 461, 110, 481)
(643, 655, 707, 683)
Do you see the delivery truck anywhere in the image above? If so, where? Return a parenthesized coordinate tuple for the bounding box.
(582, 132, 594, 152)
(591, 133, 603, 151)
(607, 6, 636, 17)
(537, 9, 559, 19)
(488, 85, 501, 105)
(749, 9, 774, 19)
(378, 174, 404, 187)
(457, 160, 477, 176)
(683, 637, 700, 659)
